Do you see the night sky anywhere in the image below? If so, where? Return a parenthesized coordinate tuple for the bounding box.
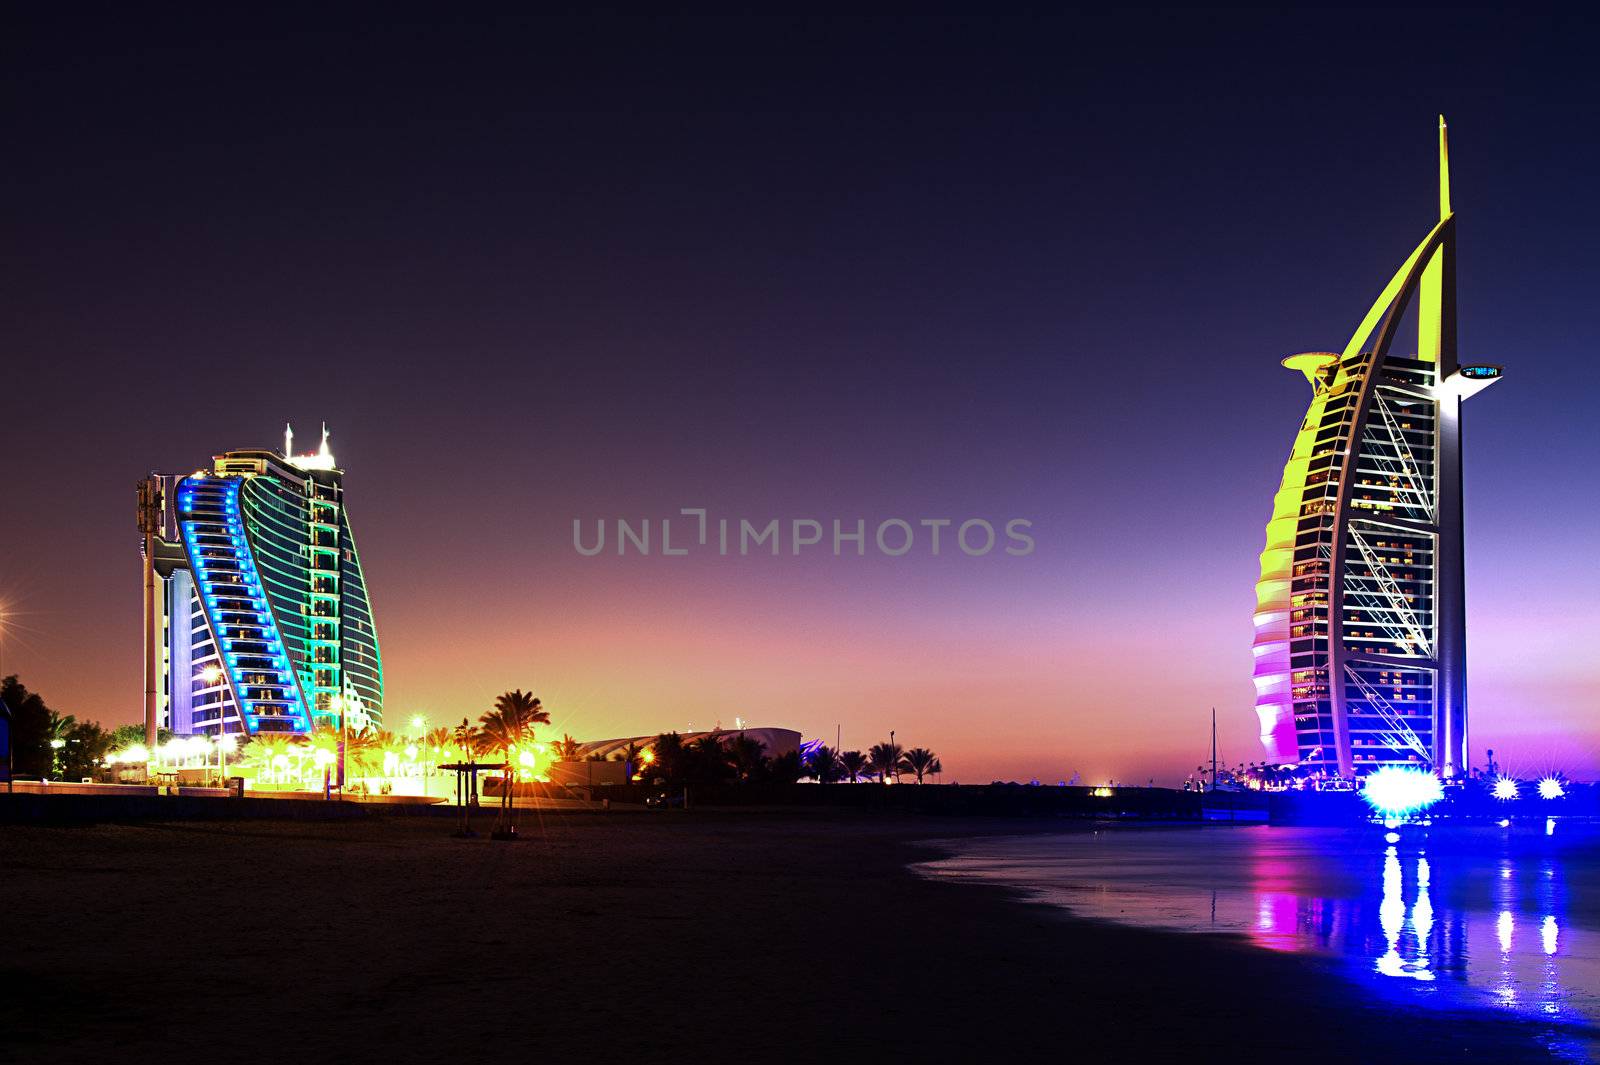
(4, 12, 1596, 783)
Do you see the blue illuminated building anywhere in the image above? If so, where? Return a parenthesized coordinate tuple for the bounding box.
(145, 426, 383, 736)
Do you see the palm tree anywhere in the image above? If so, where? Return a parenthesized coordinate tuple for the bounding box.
(302, 725, 344, 786)
(898, 747, 941, 784)
(245, 735, 292, 783)
(867, 742, 904, 783)
(768, 749, 803, 784)
(344, 729, 384, 777)
(425, 726, 452, 766)
(44, 709, 76, 742)
(452, 718, 483, 762)
(44, 710, 76, 778)
(306, 726, 340, 751)
(550, 733, 583, 761)
(728, 734, 767, 781)
(685, 732, 733, 783)
(838, 750, 869, 783)
(650, 733, 684, 781)
(366, 728, 400, 753)
(479, 689, 550, 763)
(805, 744, 842, 783)
(616, 741, 646, 780)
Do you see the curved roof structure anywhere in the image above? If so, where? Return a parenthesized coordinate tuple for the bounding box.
(575, 728, 802, 762)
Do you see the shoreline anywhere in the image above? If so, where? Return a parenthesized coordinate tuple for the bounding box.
(2, 811, 1587, 1063)
(903, 825, 1598, 1060)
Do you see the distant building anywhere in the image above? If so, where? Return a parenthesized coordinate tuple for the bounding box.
(576, 728, 802, 762)
(141, 425, 383, 737)
(1252, 119, 1500, 779)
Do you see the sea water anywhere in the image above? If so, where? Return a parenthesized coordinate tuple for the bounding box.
(916, 822, 1600, 1059)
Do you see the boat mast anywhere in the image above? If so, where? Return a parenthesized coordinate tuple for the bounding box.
(1210, 708, 1218, 793)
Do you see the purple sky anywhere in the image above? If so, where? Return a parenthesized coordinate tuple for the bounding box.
(4, 13, 1596, 782)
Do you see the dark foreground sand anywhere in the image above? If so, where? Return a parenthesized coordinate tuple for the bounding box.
(1, 809, 1586, 1063)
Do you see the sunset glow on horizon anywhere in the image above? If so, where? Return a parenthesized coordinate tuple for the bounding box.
(5, 13, 1598, 784)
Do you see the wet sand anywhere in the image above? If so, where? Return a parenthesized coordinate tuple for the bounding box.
(0, 810, 1580, 1063)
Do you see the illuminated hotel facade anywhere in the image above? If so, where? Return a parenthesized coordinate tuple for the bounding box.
(1252, 119, 1500, 779)
(139, 426, 383, 738)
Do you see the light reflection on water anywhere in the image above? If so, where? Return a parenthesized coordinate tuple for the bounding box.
(916, 824, 1600, 1056)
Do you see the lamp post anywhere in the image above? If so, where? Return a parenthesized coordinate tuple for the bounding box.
(0, 605, 9, 793)
(1, 697, 11, 795)
(218, 732, 236, 785)
(411, 714, 427, 784)
(198, 665, 223, 759)
(329, 694, 349, 795)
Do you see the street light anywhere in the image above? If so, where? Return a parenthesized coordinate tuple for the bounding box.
(1, 696, 12, 795)
(411, 714, 428, 785)
(218, 732, 237, 784)
(0, 607, 13, 791)
(329, 695, 347, 796)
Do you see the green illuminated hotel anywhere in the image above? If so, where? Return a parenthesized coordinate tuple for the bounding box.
(140, 426, 383, 737)
(1252, 119, 1500, 779)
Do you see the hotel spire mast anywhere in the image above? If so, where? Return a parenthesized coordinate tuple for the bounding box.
(1438, 115, 1451, 220)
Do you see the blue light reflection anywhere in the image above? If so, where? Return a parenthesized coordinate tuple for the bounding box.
(917, 825, 1600, 1058)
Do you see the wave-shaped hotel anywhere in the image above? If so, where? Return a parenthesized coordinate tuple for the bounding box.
(1253, 119, 1500, 780)
(137, 426, 383, 741)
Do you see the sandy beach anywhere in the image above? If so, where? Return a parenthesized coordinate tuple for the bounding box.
(0, 809, 1581, 1063)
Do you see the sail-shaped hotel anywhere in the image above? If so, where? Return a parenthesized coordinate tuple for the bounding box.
(1252, 119, 1500, 780)
(138, 426, 383, 740)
